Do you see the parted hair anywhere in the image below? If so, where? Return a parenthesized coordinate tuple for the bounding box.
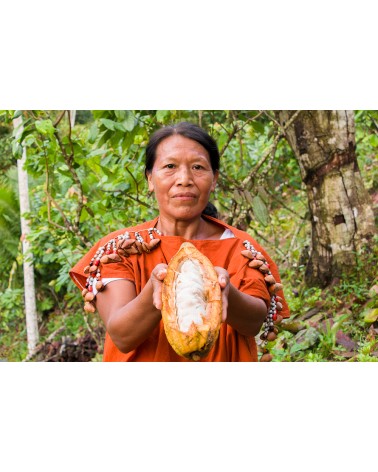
(144, 121, 220, 177)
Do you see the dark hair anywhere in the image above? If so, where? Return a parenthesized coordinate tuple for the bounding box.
(202, 201, 219, 218)
(144, 122, 220, 177)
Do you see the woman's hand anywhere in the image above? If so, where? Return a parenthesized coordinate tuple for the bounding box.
(150, 263, 168, 310)
(214, 267, 230, 322)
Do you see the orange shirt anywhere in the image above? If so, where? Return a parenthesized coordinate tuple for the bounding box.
(69, 216, 290, 362)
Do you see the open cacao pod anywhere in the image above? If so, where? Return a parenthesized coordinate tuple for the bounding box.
(162, 242, 222, 361)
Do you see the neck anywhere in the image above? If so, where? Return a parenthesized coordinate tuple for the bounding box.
(157, 214, 209, 240)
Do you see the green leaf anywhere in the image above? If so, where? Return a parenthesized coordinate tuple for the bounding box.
(252, 195, 270, 225)
(12, 140, 22, 158)
(290, 327, 320, 354)
(363, 308, 378, 324)
(251, 120, 265, 134)
(156, 110, 170, 122)
(12, 110, 23, 119)
(123, 111, 135, 132)
(114, 122, 126, 132)
(35, 119, 55, 136)
(85, 206, 95, 217)
(99, 118, 116, 131)
(244, 190, 254, 206)
(115, 110, 126, 120)
(88, 122, 98, 144)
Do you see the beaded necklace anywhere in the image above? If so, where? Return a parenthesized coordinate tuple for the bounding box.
(80, 225, 283, 362)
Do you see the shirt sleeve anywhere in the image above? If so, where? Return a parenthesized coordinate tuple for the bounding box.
(69, 236, 135, 292)
(236, 269, 271, 310)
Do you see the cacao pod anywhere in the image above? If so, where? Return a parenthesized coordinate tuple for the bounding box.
(162, 242, 222, 361)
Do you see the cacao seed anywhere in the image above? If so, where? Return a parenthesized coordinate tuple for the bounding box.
(259, 264, 269, 273)
(256, 253, 266, 261)
(84, 302, 96, 313)
(267, 331, 277, 341)
(85, 292, 95, 302)
(134, 241, 143, 253)
(269, 283, 283, 295)
(241, 250, 254, 259)
(126, 245, 140, 255)
(96, 281, 104, 291)
(120, 238, 136, 249)
(264, 274, 276, 284)
(260, 353, 273, 362)
(107, 253, 122, 262)
(249, 260, 264, 268)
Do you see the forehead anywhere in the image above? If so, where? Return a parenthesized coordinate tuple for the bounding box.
(155, 134, 210, 160)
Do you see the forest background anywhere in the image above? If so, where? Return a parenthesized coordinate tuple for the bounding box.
(0, 109, 377, 362)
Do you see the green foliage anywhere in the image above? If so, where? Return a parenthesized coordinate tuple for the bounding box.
(0, 110, 376, 361)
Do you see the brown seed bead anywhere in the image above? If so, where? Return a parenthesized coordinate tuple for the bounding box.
(259, 264, 270, 274)
(148, 238, 161, 249)
(119, 239, 136, 249)
(134, 241, 143, 254)
(267, 331, 277, 341)
(84, 302, 96, 313)
(141, 242, 151, 253)
(249, 260, 264, 269)
(126, 245, 140, 255)
(268, 283, 284, 295)
(107, 253, 122, 262)
(256, 253, 266, 262)
(85, 292, 95, 302)
(81, 288, 88, 297)
(276, 296, 283, 303)
(275, 314, 283, 324)
(100, 255, 110, 264)
(273, 327, 279, 334)
(241, 250, 254, 260)
(89, 265, 98, 273)
(276, 301, 283, 311)
(84, 265, 90, 274)
(116, 248, 128, 257)
(264, 274, 276, 284)
(260, 332, 268, 340)
(260, 353, 273, 362)
(96, 281, 104, 292)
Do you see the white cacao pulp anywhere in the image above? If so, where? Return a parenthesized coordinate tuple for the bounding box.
(175, 259, 207, 332)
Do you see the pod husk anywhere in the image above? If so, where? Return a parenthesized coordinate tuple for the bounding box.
(162, 242, 222, 361)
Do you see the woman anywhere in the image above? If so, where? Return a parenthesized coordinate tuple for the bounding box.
(70, 122, 289, 361)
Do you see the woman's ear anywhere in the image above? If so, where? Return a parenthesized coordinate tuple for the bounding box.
(211, 170, 219, 192)
(147, 172, 154, 193)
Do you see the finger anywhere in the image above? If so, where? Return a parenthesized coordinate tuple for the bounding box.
(155, 268, 167, 281)
(218, 274, 228, 289)
(153, 289, 162, 310)
(222, 297, 228, 322)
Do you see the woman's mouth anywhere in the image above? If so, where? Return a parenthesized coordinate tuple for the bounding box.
(172, 193, 197, 201)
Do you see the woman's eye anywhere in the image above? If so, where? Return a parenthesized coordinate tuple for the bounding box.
(165, 164, 175, 169)
(193, 165, 204, 170)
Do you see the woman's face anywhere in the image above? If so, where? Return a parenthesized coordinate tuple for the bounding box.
(147, 135, 219, 221)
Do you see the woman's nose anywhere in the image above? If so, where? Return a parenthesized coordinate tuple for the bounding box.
(176, 166, 193, 185)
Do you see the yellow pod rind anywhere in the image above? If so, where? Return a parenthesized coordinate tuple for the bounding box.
(162, 242, 222, 361)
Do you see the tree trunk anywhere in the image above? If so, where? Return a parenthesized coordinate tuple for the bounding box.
(278, 110, 376, 287)
(13, 116, 39, 354)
